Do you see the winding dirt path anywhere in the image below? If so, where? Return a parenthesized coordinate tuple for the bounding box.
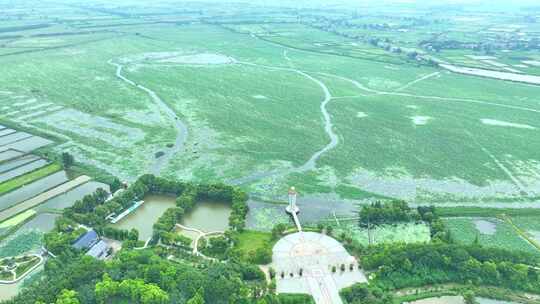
(395, 71, 440, 92)
(109, 60, 188, 175)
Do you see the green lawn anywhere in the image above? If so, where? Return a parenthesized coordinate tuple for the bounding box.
(0, 163, 62, 196)
(234, 230, 273, 256)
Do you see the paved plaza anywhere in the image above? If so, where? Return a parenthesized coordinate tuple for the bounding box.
(273, 232, 367, 304)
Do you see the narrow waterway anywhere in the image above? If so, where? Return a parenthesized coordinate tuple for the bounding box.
(109, 60, 188, 175)
(294, 70, 337, 173)
(229, 62, 338, 185)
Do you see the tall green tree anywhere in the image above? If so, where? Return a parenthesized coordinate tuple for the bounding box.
(56, 289, 80, 304)
(187, 289, 205, 304)
(61, 152, 75, 169)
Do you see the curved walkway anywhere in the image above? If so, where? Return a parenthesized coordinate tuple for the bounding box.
(108, 60, 188, 176)
(134, 237, 152, 250)
(175, 223, 224, 259)
(0, 254, 43, 284)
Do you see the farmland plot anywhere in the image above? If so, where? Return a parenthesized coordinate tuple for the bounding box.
(443, 217, 539, 255)
(0, 136, 53, 152)
(0, 159, 49, 183)
(36, 181, 110, 211)
(0, 129, 16, 137)
(0, 170, 67, 210)
(0, 132, 32, 146)
(0, 155, 40, 174)
(0, 175, 91, 222)
(0, 150, 23, 162)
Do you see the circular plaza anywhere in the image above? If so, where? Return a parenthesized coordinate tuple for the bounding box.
(272, 232, 367, 304)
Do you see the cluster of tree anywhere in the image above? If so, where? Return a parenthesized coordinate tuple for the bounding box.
(152, 207, 185, 242)
(61, 152, 75, 169)
(95, 227, 138, 242)
(418, 206, 451, 243)
(361, 242, 540, 293)
(7, 248, 276, 304)
(95, 274, 169, 304)
(358, 200, 414, 227)
(271, 223, 287, 240)
(43, 289, 80, 304)
(340, 283, 393, 304)
(199, 236, 230, 260)
(246, 244, 272, 265)
(160, 231, 191, 248)
(44, 222, 88, 256)
(260, 294, 315, 304)
(421, 37, 540, 54)
(69, 188, 109, 215)
(109, 178, 124, 194)
(358, 201, 452, 243)
(63, 178, 148, 227)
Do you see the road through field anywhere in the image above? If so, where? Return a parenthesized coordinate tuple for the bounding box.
(109, 60, 188, 176)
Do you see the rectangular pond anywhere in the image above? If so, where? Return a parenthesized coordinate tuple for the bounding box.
(0, 129, 16, 137)
(2, 136, 53, 152)
(0, 159, 48, 183)
(0, 155, 40, 174)
(0, 132, 32, 146)
(19, 213, 59, 233)
(0, 149, 23, 162)
(113, 194, 176, 241)
(0, 171, 68, 211)
(476, 298, 520, 304)
(36, 181, 110, 211)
